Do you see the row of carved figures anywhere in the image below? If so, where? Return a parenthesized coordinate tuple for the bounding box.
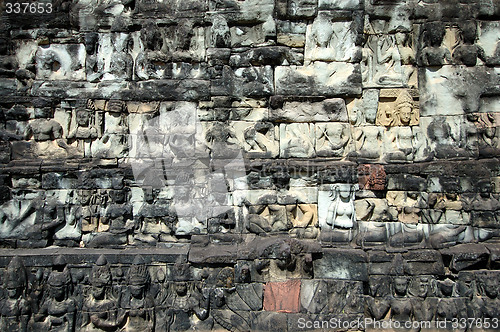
(1, 255, 499, 331)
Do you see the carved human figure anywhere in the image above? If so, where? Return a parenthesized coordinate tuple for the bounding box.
(134, 188, 172, 245)
(85, 33, 103, 82)
(427, 117, 468, 159)
(82, 255, 124, 331)
(87, 190, 133, 247)
(389, 276, 412, 322)
(25, 107, 76, 158)
(420, 22, 452, 66)
(161, 282, 210, 331)
(35, 259, 76, 332)
(287, 204, 318, 239)
(135, 21, 168, 80)
(280, 123, 315, 158)
(103, 190, 133, 234)
(326, 184, 358, 229)
(210, 15, 230, 48)
(0, 257, 30, 332)
(246, 205, 290, 233)
(108, 35, 133, 81)
(315, 123, 350, 158)
(349, 127, 383, 161)
(120, 256, 154, 332)
(384, 127, 414, 162)
(172, 174, 206, 235)
(362, 31, 415, 87)
(436, 279, 467, 323)
(75, 189, 100, 234)
(67, 105, 99, 156)
(452, 21, 486, 67)
(243, 123, 277, 157)
(410, 276, 437, 322)
(476, 274, 500, 319)
(91, 100, 128, 159)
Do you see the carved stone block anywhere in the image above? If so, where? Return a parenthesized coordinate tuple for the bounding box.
(279, 123, 315, 158)
(263, 280, 301, 313)
(376, 89, 419, 126)
(36, 44, 86, 81)
(315, 123, 352, 158)
(305, 13, 360, 63)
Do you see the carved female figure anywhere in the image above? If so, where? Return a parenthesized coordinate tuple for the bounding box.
(119, 256, 154, 332)
(326, 184, 358, 229)
(82, 255, 124, 331)
(35, 266, 76, 332)
(0, 257, 30, 332)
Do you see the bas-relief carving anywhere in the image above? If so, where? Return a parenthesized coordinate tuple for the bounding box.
(314, 123, 351, 158)
(0, 257, 30, 332)
(245, 204, 291, 233)
(231, 122, 279, 158)
(361, 30, 416, 88)
(81, 255, 124, 331)
(279, 123, 315, 158)
(90, 101, 129, 159)
(287, 204, 318, 239)
(35, 44, 86, 81)
(120, 256, 155, 332)
(419, 22, 452, 67)
(34, 257, 76, 332)
(318, 184, 358, 230)
(421, 116, 468, 160)
(305, 12, 360, 63)
(376, 89, 419, 127)
(24, 107, 79, 159)
(348, 126, 383, 161)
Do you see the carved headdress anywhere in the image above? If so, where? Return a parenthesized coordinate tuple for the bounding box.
(4, 256, 27, 290)
(91, 255, 112, 287)
(127, 255, 150, 286)
(395, 90, 413, 109)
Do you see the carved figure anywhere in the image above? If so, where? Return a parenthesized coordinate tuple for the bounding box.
(120, 256, 154, 332)
(452, 22, 486, 66)
(0, 257, 30, 332)
(326, 184, 358, 229)
(35, 258, 76, 332)
(82, 255, 124, 331)
(420, 22, 452, 66)
(315, 123, 350, 158)
(377, 90, 418, 127)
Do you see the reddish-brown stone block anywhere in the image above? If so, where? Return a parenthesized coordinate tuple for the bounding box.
(358, 164, 386, 191)
(263, 279, 301, 313)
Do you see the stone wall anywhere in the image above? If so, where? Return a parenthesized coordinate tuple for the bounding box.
(1, 0, 500, 330)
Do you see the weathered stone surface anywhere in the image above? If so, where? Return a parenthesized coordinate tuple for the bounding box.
(263, 280, 301, 313)
(275, 62, 362, 97)
(313, 248, 368, 281)
(2, 1, 500, 330)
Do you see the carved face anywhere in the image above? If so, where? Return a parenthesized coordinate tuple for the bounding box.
(399, 105, 412, 125)
(130, 284, 144, 298)
(92, 285, 105, 299)
(176, 282, 188, 296)
(416, 277, 430, 297)
(76, 110, 90, 127)
(394, 277, 408, 296)
(484, 279, 498, 298)
(79, 190, 92, 205)
(50, 285, 65, 301)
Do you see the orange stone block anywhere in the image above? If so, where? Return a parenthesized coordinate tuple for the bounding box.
(263, 279, 301, 313)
